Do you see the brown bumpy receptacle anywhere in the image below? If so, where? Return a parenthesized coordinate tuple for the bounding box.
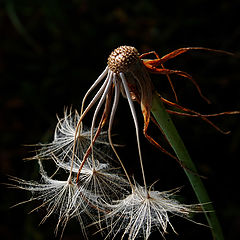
(107, 46, 139, 74)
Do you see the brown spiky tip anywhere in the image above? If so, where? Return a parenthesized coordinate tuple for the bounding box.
(107, 46, 139, 74)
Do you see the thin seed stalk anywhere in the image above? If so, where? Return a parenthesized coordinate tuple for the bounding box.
(151, 92, 224, 240)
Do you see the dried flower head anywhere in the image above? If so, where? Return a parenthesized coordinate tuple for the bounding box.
(10, 45, 237, 240)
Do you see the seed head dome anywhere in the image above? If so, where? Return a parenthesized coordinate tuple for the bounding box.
(107, 46, 139, 74)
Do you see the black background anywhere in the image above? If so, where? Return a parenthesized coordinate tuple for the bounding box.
(0, 0, 240, 239)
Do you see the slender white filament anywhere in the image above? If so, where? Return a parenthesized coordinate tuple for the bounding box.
(79, 70, 110, 123)
(107, 74, 133, 188)
(69, 71, 111, 179)
(80, 66, 109, 117)
(90, 71, 113, 168)
(120, 72, 147, 191)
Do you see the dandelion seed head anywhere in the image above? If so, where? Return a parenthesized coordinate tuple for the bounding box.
(11, 44, 212, 239)
(108, 46, 139, 74)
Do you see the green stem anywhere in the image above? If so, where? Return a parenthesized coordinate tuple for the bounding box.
(151, 92, 224, 240)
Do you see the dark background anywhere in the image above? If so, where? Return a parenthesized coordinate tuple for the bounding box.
(1, 0, 240, 239)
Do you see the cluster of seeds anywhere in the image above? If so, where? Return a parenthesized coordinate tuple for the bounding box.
(107, 46, 140, 73)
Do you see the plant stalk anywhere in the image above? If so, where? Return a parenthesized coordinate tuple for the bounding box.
(151, 92, 224, 240)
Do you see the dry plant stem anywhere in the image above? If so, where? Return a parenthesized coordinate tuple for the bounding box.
(151, 92, 224, 240)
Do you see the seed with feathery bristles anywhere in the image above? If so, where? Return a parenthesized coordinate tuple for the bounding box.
(28, 109, 112, 164)
(101, 183, 203, 240)
(9, 160, 97, 239)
